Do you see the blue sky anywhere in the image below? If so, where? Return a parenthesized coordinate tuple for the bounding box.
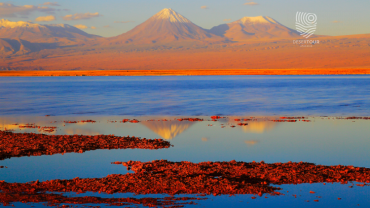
(2, 0, 370, 37)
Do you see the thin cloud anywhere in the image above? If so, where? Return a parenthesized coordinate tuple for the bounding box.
(114, 21, 134, 23)
(73, 24, 88, 29)
(223, 19, 231, 22)
(103, 25, 110, 28)
(42, 2, 60, 6)
(63, 12, 100, 21)
(244, 2, 259, 6)
(200, 6, 208, 9)
(0, 3, 55, 18)
(90, 26, 96, 29)
(332, 20, 342, 23)
(35, 15, 56, 22)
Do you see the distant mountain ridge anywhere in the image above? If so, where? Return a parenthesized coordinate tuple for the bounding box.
(0, 8, 333, 58)
(209, 16, 301, 41)
(1, 11, 308, 47)
(105, 10, 304, 45)
(0, 19, 100, 46)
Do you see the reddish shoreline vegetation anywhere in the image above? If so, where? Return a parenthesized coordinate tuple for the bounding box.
(0, 193, 205, 208)
(0, 131, 172, 160)
(1, 160, 370, 207)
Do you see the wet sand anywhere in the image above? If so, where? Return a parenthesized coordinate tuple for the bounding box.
(1, 68, 370, 77)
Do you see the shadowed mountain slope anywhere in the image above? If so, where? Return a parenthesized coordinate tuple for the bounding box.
(0, 38, 56, 56)
(0, 19, 100, 46)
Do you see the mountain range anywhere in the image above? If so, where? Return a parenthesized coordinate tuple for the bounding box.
(209, 16, 301, 41)
(0, 8, 302, 49)
(0, 19, 100, 46)
(0, 8, 369, 71)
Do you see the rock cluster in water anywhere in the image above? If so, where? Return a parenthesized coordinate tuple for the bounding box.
(0, 131, 172, 160)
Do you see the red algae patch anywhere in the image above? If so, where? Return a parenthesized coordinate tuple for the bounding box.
(237, 123, 248, 126)
(211, 116, 222, 120)
(279, 117, 305, 119)
(38, 126, 57, 133)
(341, 117, 370, 120)
(19, 124, 38, 128)
(177, 118, 203, 122)
(64, 121, 78, 124)
(210, 116, 225, 121)
(2, 160, 369, 198)
(121, 119, 140, 123)
(0, 130, 171, 160)
(80, 120, 96, 123)
(271, 120, 297, 122)
(0, 161, 279, 197)
(0, 192, 205, 208)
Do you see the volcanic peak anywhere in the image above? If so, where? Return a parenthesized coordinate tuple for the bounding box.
(152, 8, 190, 23)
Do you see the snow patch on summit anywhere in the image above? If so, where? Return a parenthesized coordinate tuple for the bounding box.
(47, 24, 73, 28)
(240, 16, 278, 24)
(153, 8, 190, 23)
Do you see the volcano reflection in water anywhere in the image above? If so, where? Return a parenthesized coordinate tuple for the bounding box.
(141, 120, 195, 140)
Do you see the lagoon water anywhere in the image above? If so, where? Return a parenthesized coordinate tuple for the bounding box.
(0, 75, 370, 116)
(1, 75, 370, 208)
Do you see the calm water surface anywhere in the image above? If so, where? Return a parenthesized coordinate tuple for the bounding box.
(0, 76, 370, 207)
(0, 76, 369, 116)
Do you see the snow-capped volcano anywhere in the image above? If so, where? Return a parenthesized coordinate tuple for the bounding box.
(0, 19, 100, 45)
(108, 8, 225, 44)
(153, 8, 190, 23)
(210, 16, 300, 41)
